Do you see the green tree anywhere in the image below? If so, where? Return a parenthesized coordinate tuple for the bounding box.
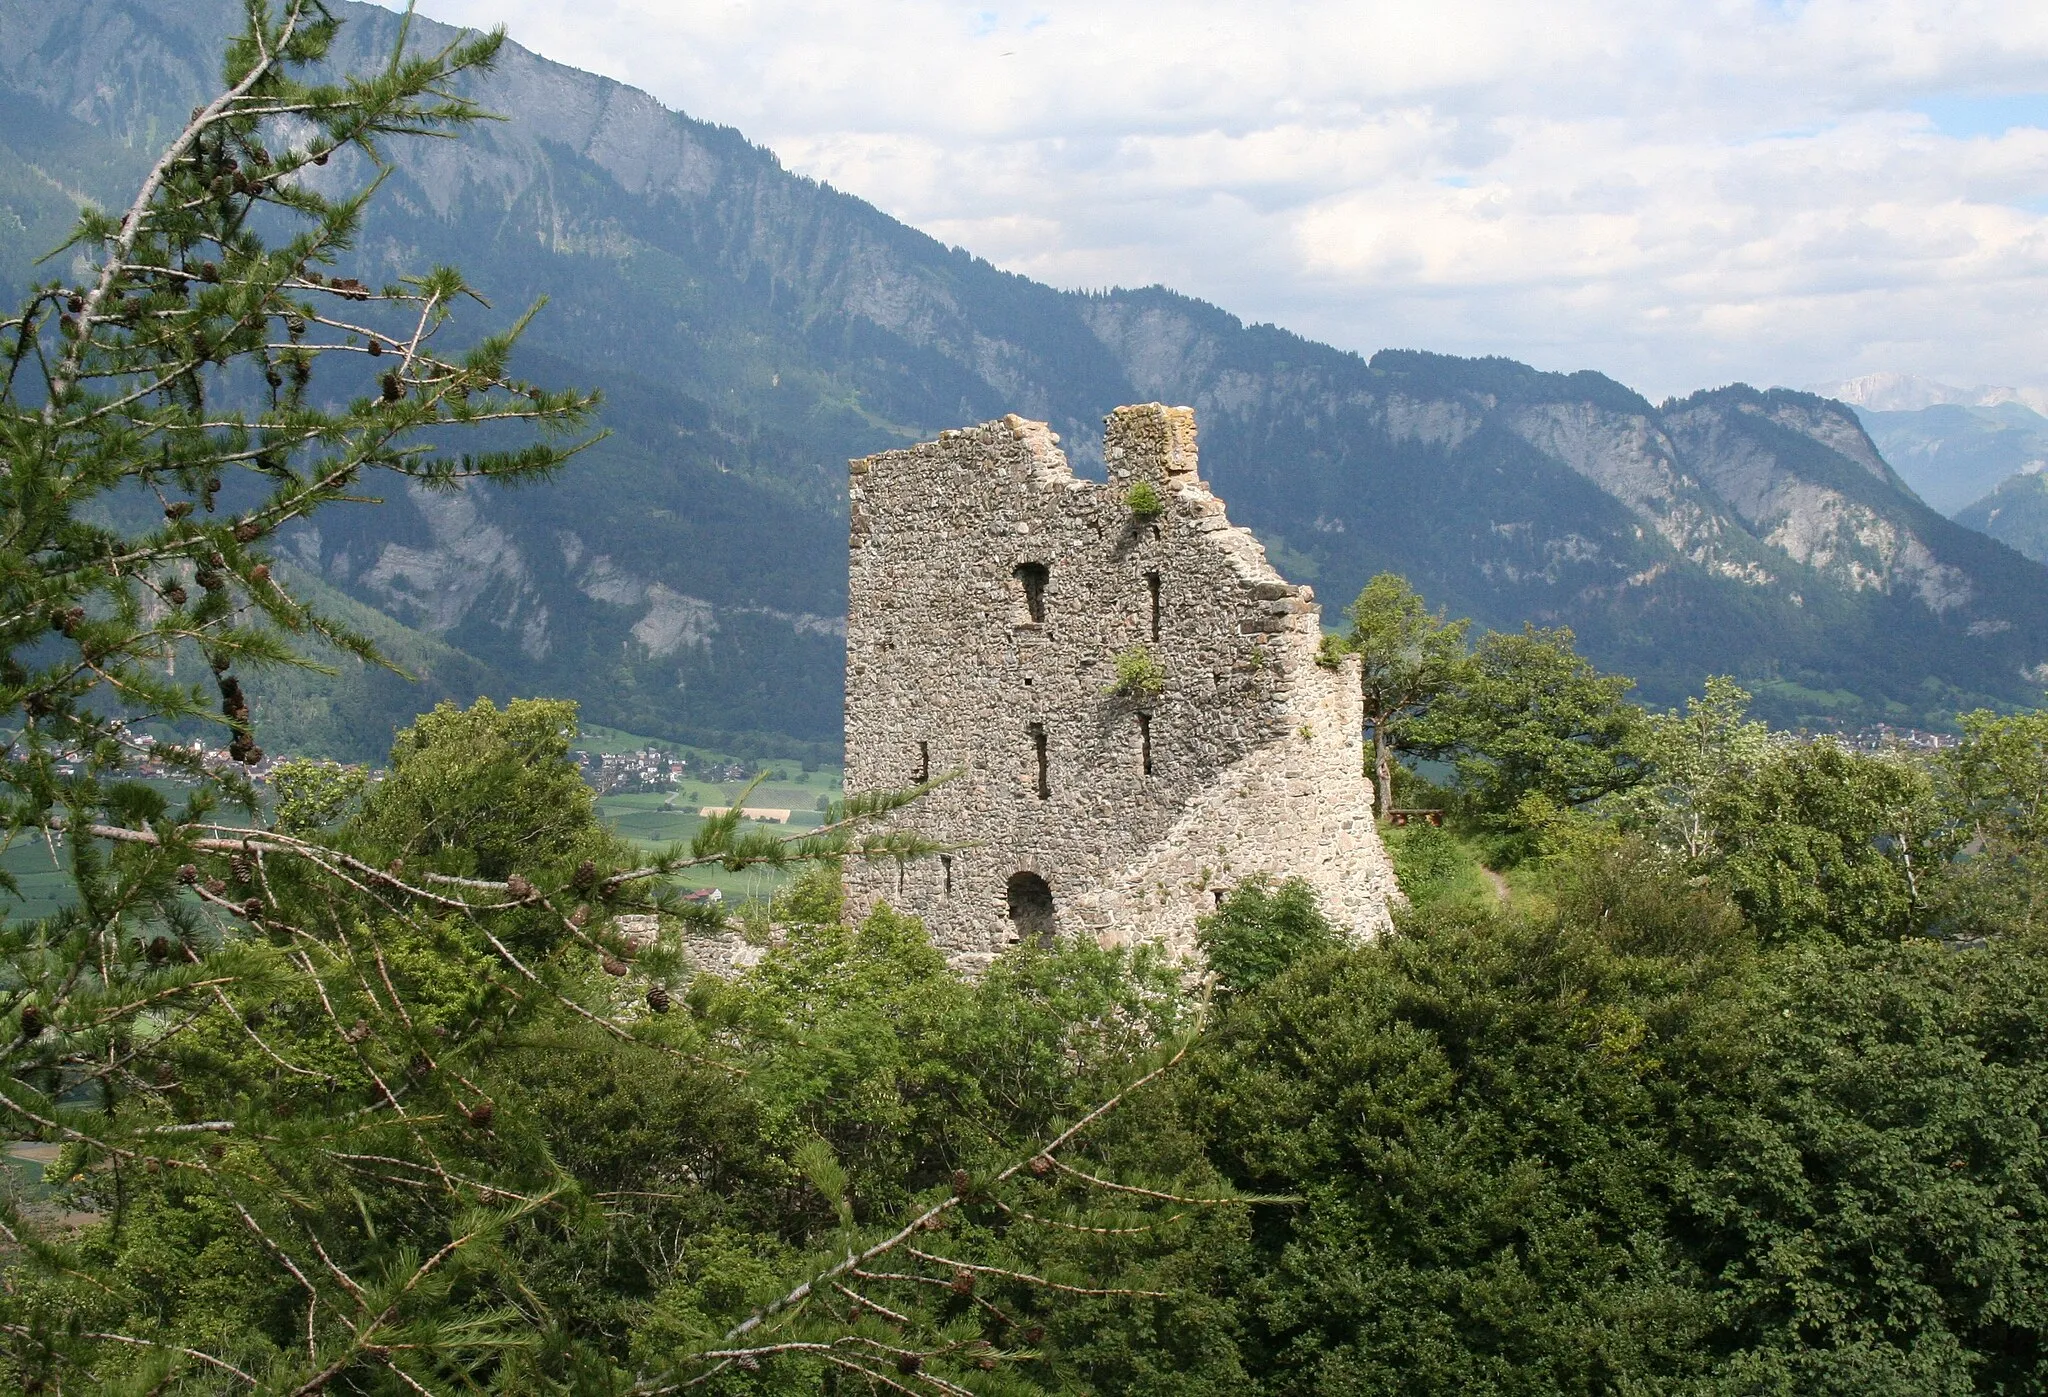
(1338, 573, 1470, 818)
(0, 7, 972, 1386)
(1941, 702, 2048, 935)
(1687, 935, 2048, 1391)
(1195, 875, 1340, 997)
(1705, 739, 1943, 947)
(1149, 838, 2048, 1392)
(11, 695, 1211, 1391)
(1408, 623, 1647, 837)
(1629, 675, 1779, 861)
(1176, 843, 1751, 1393)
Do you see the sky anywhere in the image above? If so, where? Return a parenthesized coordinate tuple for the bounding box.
(371, 0, 2048, 402)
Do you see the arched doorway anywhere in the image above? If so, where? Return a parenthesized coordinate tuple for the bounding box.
(1006, 871, 1055, 945)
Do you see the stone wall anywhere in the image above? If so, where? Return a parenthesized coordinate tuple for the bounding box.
(844, 404, 1397, 969)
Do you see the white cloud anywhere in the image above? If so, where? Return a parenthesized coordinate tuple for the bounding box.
(372, 0, 2048, 399)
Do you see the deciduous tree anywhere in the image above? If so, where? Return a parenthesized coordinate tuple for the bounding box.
(1335, 573, 1469, 818)
(1407, 623, 1647, 836)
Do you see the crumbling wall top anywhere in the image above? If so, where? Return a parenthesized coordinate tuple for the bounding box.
(1105, 403, 1199, 485)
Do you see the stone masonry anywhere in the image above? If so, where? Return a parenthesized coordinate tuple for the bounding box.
(843, 404, 1398, 970)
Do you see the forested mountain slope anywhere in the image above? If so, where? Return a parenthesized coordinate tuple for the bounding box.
(1853, 400, 2048, 517)
(6, 0, 2047, 753)
(1959, 472, 2048, 565)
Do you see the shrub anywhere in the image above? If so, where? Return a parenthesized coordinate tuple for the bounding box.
(1196, 876, 1339, 996)
(1125, 479, 1165, 517)
(1107, 644, 1168, 698)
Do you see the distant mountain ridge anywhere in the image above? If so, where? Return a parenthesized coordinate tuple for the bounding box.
(1809, 372, 2048, 416)
(1809, 375, 2048, 540)
(5, 0, 2048, 756)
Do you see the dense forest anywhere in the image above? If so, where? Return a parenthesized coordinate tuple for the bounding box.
(1, 5, 2045, 1393)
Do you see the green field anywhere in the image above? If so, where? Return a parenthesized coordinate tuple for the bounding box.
(594, 757, 843, 901)
(0, 727, 846, 918)
(0, 835, 76, 922)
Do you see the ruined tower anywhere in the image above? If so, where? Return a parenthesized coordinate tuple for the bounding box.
(843, 404, 1397, 970)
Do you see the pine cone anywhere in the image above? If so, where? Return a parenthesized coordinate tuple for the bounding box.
(467, 1099, 495, 1128)
(18, 1005, 42, 1038)
(951, 1169, 972, 1195)
(896, 1354, 923, 1375)
(241, 898, 264, 919)
(146, 937, 171, 964)
(571, 859, 598, 890)
(232, 519, 262, 543)
(175, 864, 198, 885)
(568, 904, 590, 927)
(165, 584, 188, 606)
(949, 1268, 976, 1296)
(645, 984, 671, 1015)
(248, 564, 270, 585)
(1028, 1154, 1053, 1177)
(504, 873, 534, 900)
(1023, 1326, 1046, 1345)
(228, 853, 250, 882)
(601, 955, 628, 977)
(342, 1018, 370, 1044)
(203, 878, 226, 895)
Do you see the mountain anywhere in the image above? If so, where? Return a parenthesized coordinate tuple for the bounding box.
(1840, 400, 2048, 517)
(7, 0, 2048, 755)
(1810, 372, 2048, 417)
(1808, 375, 2048, 521)
(1957, 471, 2048, 566)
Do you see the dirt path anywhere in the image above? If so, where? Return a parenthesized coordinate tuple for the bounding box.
(1481, 867, 1510, 902)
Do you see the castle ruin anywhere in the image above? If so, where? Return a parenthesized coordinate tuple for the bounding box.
(843, 404, 1398, 970)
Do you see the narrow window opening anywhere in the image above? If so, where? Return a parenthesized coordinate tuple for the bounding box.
(914, 740, 929, 784)
(1138, 713, 1153, 776)
(896, 861, 906, 894)
(1007, 871, 1055, 945)
(1015, 562, 1048, 624)
(1027, 722, 1049, 799)
(1212, 888, 1226, 908)
(941, 854, 954, 895)
(1145, 571, 1162, 640)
